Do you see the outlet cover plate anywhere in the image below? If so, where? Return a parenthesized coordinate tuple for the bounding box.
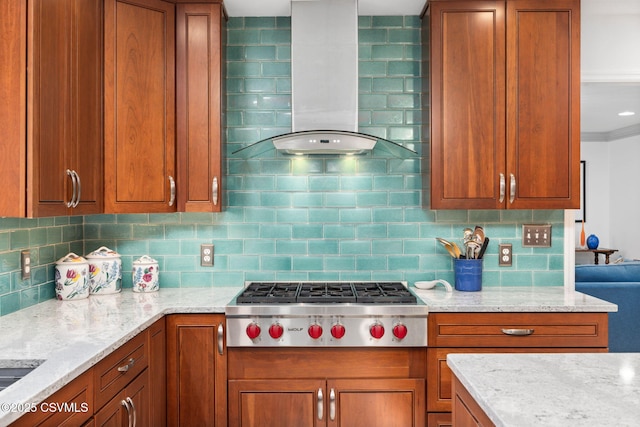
(201, 244, 214, 267)
(522, 224, 552, 247)
(499, 244, 512, 267)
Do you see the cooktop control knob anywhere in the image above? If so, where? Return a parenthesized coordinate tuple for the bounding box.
(331, 323, 346, 339)
(392, 323, 408, 340)
(246, 322, 261, 340)
(269, 323, 284, 339)
(369, 323, 385, 339)
(308, 323, 323, 339)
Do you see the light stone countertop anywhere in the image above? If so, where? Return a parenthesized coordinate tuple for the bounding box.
(0, 285, 617, 425)
(413, 285, 618, 312)
(447, 352, 640, 426)
(0, 287, 240, 425)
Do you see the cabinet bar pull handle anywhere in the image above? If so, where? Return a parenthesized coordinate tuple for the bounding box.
(499, 173, 505, 203)
(126, 396, 137, 427)
(329, 388, 336, 421)
(509, 173, 516, 204)
(217, 323, 224, 355)
(168, 176, 176, 206)
(501, 328, 534, 336)
(66, 169, 76, 208)
(72, 170, 81, 208)
(212, 177, 219, 206)
(117, 358, 135, 372)
(121, 399, 133, 427)
(317, 388, 324, 420)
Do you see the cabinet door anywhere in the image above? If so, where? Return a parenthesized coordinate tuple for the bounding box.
(328, 378, 425, 427)
(176, 3, 224, 212)
(228, 379, 326, 427)
(428, 1, 506, 209)
(506, 0, 580, 209)
(68, 0, 103, 215)
(104, 0, 176, 213)
(94, 370, 150, 427)
(29, 0, 103, 217)
(167, 314, 227, 427)
(0, 0, 27, 217)
(29, 0, 72, 216)
(148, 317, 166, 427)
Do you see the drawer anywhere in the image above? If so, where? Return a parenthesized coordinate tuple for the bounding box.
(94, 330, 149, 409)
(428, 312, 608, 348)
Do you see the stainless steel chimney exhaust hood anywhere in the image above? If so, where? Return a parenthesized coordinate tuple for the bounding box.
(232, 0, 417, 158)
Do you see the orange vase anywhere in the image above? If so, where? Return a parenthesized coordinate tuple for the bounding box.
(580, 220, 586, 247)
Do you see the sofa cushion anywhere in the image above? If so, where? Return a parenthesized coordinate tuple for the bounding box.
(576, 282, 640, 352)
(575, 262, 640, 283)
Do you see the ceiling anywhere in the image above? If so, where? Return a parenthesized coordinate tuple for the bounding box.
(224, 0, 640, 140)
(581, 83, 640, 141)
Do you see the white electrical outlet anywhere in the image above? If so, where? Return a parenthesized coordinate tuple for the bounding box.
(499, 244, 512, 267)
(21, 250, 31, 280)
(201, 244, 214, 267)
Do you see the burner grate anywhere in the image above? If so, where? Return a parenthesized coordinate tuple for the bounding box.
(235, 282, 300, 304)
(297, 283, 357, 303)
(236, 281, 416, 304)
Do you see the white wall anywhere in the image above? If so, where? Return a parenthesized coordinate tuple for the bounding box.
(609, 134, 640, 259)
(576, 140, 611, 264)
(582, 0, 640, 82)
(578, 134, 640, 263)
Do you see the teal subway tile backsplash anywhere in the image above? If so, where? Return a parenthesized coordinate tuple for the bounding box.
(0, 16, 566, 317)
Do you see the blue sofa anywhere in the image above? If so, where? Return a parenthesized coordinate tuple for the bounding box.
(575, 262, 640, 352)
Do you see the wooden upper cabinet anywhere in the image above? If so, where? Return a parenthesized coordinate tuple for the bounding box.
(104, 0, 176, 213)
(426, 0, 580, 210)
(176, 3, 225, 212)
(0, 0, 102, 217)
(30, 0, 103, 217)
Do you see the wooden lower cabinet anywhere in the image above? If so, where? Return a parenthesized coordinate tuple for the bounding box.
(166, 314, 227, 427)
(227, 347, 426, 427)
(94, 369, 150, 427)
(228, 378, 424, 427)
(10, 319, 164, 427)
(451, 375, 494, 427)
(426, 312, 608, 424)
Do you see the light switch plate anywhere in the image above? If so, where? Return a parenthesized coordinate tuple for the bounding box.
(522, 225, 552, 247)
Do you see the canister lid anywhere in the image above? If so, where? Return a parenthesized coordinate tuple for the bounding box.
(86, 246, 120, 259)
(133, 255, 158, 265)
(56, 252, 88, 265)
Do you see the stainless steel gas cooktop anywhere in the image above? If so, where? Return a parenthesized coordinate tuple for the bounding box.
(225, 281, 428, 348)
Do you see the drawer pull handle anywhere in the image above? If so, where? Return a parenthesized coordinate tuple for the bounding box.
(501, 328, 534, 336)
(117, 358, 136, 372)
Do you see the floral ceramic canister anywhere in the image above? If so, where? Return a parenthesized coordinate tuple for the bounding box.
(55, 253, 90, 300)
(86, 246, 122, 294)
(132, 255, 159, 292)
